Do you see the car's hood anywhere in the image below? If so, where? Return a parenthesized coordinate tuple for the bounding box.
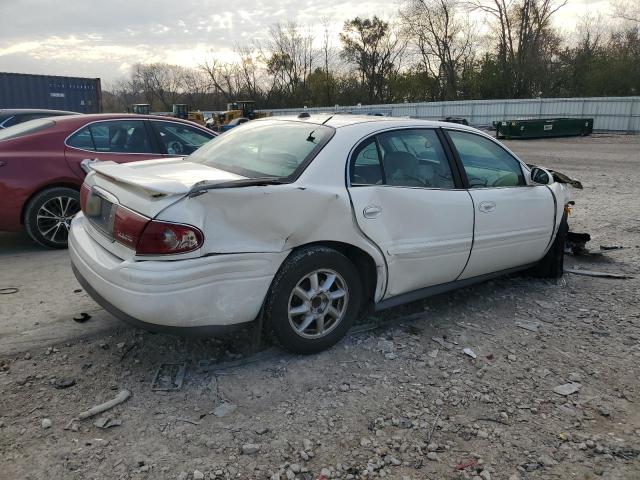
(90, 157, 246, 195)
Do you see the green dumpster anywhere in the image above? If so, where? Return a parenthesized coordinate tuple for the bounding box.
(493, 118, 593, 139)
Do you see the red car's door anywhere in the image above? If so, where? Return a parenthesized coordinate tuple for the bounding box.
(64, 118, 161, 178)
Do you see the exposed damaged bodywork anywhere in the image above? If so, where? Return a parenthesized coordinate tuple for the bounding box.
(528, 164, 583, 189)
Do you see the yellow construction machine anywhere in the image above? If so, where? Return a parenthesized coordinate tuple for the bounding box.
(206, 101, 270, 132)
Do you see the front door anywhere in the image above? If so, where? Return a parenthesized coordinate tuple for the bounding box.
(347, 128, 474, 298)
(444, 129, 556, 279)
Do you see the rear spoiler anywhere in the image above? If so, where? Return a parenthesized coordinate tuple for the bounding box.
(89, 161, 189, 195)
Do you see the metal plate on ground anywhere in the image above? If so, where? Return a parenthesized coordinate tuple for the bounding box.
(151, 363, 186, 391)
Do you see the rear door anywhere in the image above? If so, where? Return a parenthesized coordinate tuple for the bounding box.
(444, 129, 555, 279)
(64, 119, 160, 178)
(348, 128, 474, 298)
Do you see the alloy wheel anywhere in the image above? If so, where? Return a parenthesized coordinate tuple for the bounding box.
(36, 195, 79, 244)
(287, 269, 349, 339)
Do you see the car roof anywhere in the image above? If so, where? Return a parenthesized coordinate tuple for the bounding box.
(47, 113, 212, 130)
(264, 114, 481, 132)
(0, 108, 79, 115)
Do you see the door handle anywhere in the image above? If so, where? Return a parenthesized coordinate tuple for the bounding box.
(478, 201, 496, 213)
(0, 161, 6, 167)
(363, 205, 382, 218)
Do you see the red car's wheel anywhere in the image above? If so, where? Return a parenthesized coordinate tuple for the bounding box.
(24, 187, 80, 248)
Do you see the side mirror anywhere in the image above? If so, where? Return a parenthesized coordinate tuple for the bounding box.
(530, 167, 552, 185)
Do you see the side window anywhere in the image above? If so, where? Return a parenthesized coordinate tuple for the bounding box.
(67, 120, 152, 154)
(447, 130, 525, 188)
(351, 138, 383, 185)
(67, 127, 95, 150)
(152, 121, 212, 155)
(377, 129, 455, 188)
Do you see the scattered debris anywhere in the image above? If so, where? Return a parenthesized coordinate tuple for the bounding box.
(455, 322, 495, 336)
(197, 348, 279, 373)
(431, 336, 454, 350)
(213, 402, 237, 418)
(566, 232, 591, 255)
(0, 287, 19, 295)
(77, 389, 131, 421)
(241, 443, 260, 455)
(454, 459, 477, 471)
(600, 244, 623, 251)
(515, 320, 543, 332)
(553, 383, 582, 396)
(73, 312, 91, 323)
(565, 269, 633, 279)
(462, 348, 477, 359)
(151, 363, 186, 391)
(54, 378, 76, 389)
(41, 418, 52, 429)
(93, 417, 122, 429)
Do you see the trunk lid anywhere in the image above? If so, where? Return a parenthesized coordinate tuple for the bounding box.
(86, 157, 245, 218)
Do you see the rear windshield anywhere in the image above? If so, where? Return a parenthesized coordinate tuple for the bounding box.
(187, 120, 334, 179)
(0, 118, 55, 142)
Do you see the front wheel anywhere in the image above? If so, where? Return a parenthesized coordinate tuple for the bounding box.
(532, 213, 569, 278)
(264, 246, 362, 354)
(24, 187, 80, 248)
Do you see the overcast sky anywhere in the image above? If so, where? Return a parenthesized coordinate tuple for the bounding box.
(0, 0, 613, 85)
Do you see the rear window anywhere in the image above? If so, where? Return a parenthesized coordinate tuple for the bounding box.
(187, 120, 334, 179)
(0, 118, 55, 142)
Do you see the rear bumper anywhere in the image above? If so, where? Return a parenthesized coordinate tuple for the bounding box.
(69, 214, 287, 332)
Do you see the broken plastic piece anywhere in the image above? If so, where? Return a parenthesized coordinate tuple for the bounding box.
(462, 348, 477, 359)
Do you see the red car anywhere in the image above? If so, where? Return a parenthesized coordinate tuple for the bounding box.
(0, 113, 217, 248)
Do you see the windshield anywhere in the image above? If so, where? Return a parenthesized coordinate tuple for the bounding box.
(187, 120, 334, 179)
(0, 118, 55, 141)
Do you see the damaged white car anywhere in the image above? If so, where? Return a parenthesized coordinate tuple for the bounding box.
(69, 115, 572, 353)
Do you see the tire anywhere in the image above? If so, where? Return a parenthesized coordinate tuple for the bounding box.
(264, 246, 362, 354)
(24, 187, 80, 249)
(532, 213, 569, 278)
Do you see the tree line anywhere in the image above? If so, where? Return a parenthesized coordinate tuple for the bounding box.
(102, 0, 640, 113)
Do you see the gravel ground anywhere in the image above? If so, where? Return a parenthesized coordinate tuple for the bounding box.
(1, 133, 639, 480)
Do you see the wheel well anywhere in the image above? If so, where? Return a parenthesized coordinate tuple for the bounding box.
(292, 241, 378, 310)
(20, 182, 80, 225)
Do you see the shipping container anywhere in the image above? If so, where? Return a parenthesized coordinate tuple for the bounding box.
(493, 118, 593, 139)
(0, 72, 102, 113)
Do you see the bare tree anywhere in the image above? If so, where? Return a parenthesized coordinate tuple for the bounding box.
(469, 0, 567, 96)
(263, 21, 316, 99)
(340, 16, 405, 102)
(400, 0, 476, 99)
(131, 63, 188, 110)
(612, 0, 640, 24)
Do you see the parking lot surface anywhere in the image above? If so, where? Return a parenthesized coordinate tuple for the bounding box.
(1, 134, 639, 479)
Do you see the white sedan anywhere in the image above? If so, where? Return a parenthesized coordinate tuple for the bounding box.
(69, 115, 572, 353)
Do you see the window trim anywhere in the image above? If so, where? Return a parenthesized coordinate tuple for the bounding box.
(148, 119, 215, 155)
(442, 128, 528, 190)
(347, 127, 464, 190)
(64, 119, 161, 156)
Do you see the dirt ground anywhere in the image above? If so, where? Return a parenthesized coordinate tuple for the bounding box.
(1, 133, 639, 480)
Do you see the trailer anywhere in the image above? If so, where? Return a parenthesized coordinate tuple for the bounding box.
(494, 117, 593, 139)
(0, 72, 102, 113)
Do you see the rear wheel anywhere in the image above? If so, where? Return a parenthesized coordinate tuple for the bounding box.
(532, 214, 568, 278)
(24, 187, 79, 248)
(264, 246, 362, 354)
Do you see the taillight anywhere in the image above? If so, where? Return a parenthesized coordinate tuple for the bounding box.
(113, 206, 149, 250)
(135, 221, 204, 255)
(80, 184, 90, 213)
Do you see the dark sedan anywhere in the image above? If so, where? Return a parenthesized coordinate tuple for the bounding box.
(0, 114, 217, 248)
(0, 108, 79, 129)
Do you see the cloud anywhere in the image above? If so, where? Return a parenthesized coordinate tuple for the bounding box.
(0, 0, 611, 83)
